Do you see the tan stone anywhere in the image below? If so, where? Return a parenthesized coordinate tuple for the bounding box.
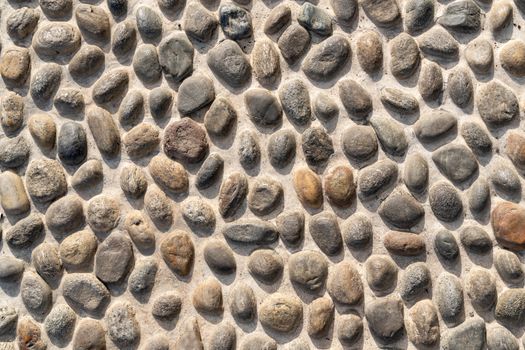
(149, 154, 188, 194)
(406, 300, 440, 346)
(293, 167, 323, 208)
(0, 171, 30, 215)
(160, 230, 194, 276)
(492, 201, 525, 250)
(327, 261, 363, 305)
(324, 164, 355, 207)
(1, 47, 30, 86)
(506, 131, 525, 172)
(307, 297, 334, 338)
(500, 40, 525, 77)
(259, 293, 303, 333)
(28, 114, 56, 150)
(383, 231, 425, 256)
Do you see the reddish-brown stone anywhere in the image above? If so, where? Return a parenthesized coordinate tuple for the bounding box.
(163, 118, 209, 164)
(160, 230, 195, 276)
(492, 201, 525, 250)
(384, 231, 425, 256)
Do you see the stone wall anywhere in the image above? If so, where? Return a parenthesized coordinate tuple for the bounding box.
(0, 0, 525, 348)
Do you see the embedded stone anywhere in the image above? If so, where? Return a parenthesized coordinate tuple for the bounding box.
(208, 323, 235, 350)
(106, 303, 140, 347)
(229, 283, 256, 322)
(244, 88, 282, 128)
(32, 23, 81, 57)
(133, 44, 161, 84)
(279, 79, 311, 125)
(302, 35, 350, 81)
(264, 5, 291, 35)
(1, 92, 24, 133)
(414, 109, 456, 143)
(92, 69, 129, 105)
(342, 213, 373, 248)
(302, 126, 334, 167)
(404, 0, 434, 33)
(369, 114, 408, 156)
(390, 33, 420, 79)
(462, 122, 492, 156)
(365, 255, 397, 293)
(495, 289, 525, 326)
(278, 24, 310, 64)
(219, 4, 252, 40)
(501, 40, 525, 77)
(492, 201, 525, 250)
(267, 129, 296, 169)
(21, 272, 52, 316)
(432, 144, 478, 183)
(87, 195, 120, 232)
(32, 242, 62, 283)
(218, 172, 248, 219)
(448, 68, 473, 108)
(488, 2, 513, 33)
(309, 212, 343, 256)
(6, 214, 44, 249)
(339, 79, 372, 120)
(152, 292, 181, 320)
(163, 118, 209, 164)
(160, 230, 194, 276)
(26, 159, 67, 203)
(178, 74, 215, 115)
(112, 20, 137, 57)
(380, 88, 418, 114)
(313, 93, 339, 121)
(128, 257, 157, 295)
(435, 273, 464, 325)
(379, 189, 424, 229)
(239, 334, 276, 350)
(337, 314, 362, 346)
(0, 136, 30, 168)
(58, 122, 87, 166)
(28, 114, 56, 150)
(0, 306, 18, 338)
(0, 256, 24, 281)
(6, 8, 39, 42)
(358, 159, 397, 197)
(86, 106, 121, 157)
(222, 220, 278, 245)
(365, 297, 404, 342)
(465, 268, 496, 310)
(204, 97, 237, 137)
(327, 261, 363, 305)
(487, 326, 519, 350)
(192, 278, 223, 314)
(95, 233, 133, 284)
(144, 186, 173, 225)
(30, 63, 62, 105)
(120, 165, 148, 198)
(54, 89, 85, 116)
(324, 165, 354, 207)
(259, 294, 302, 333)
(490, 159, 521, 197)
(383, 231, 425, 256)
(399, 262, 431, 301)
(124, 123, 160, 159)
(330, 0, 357, 24)
(276, 211, 304, 246)
(469, 177, 490, 214)
(195, 153, 224, 190)
(203, 240, 236, 274)
(136, 6, 162, 40)
(73, 319, 106, 350)
(75, 5, 111, 43)
(17, 318, 46, 350)
(434, 230, 459, 261)
(418, 27, 459, 61)
(59, 230, 98, 269)
(429, 181, 463, 222)
(123, 211, 155, 250)
(207, 40, 251, 88)
(418, 60, 443, 101)
(341, 125, 378, 162)
(361, 0, 400, 27)
(307, 297, 333, 338)
(251, 39, 281, 88)
(0, 171, 29, 216)
(181, 197, 215, 233)
(288, 250, 327, 291)
(477, 81, 519, 128)
(465, 39, 493, 74)
(183, 2, 218, 43)
(438, 0, 481, 33)
(297, 3, 332, 36)
(405, 300, 439, 346)
(238, 130, 260, 170)
(0, 47, 30, 87)
(356, 30, 382, 74)
(149, 87, 172, 120)
(44, 304, 76, 342)
(403, 153, 428, 194)
(248, 249, 283, 283)
(494, 250, 524, 285)
(248, 177, 283, 216)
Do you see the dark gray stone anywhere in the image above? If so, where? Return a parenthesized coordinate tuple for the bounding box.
(403, 153, 428, 194)
(278, 24, 310, 64)
(438, 0, 481, 33)
(276, 211, 304, 246)
(434, 230, 459, 261)
(219, 4, 252, 40)
(58, 122, 87, 166)
(369, 114, 408, 156)
(95, 233, 134, 284)
(279, 79, 311, 126)
(207, 40, 251, 88)
(183, 2, 218, 43)
(399, 262, 431, 301)
(390, 33, 420, 79)
(429, 181, 463, 222)
(460, 226, 492, 254)
(136, 6, 162, 40)
(0, 256, 24, 281)
(297, 3, 332, 36)
(365, 255, 397, 293)
(448, 68, 473, 108)
(158, 33, 194, 82)
(238, 130, 260, 170)
(494, 250, 524, 285)
(435, 273, 464, 325)
(133, 44, 161, 84)
(178, 74, 215, 115)
(204, 97, 236, 137)
(418, 27, 459, 61)
(69, 45, 106, 80)
(149, 87, 172, 120)
(92, 69, 129, 105)
(222, 220, 279, 245)
(309, 212, 342, 256)
(264, 5, 291, 35)
(196, 153, 223, 190)
(54, 89, 85, 116)
(230, 283, 256, 322)
(302, 35, 350, 81)
(244, 88, 282, 127)
(339, 79, 372, 120)
(313, 93, 339, 121)
(404, 0, 434, 33)
(302, 127, 334, 167)
(247, 177, 283, 216)
(128, 257, 158, 294)
(112, 20, 137, 57)
(341, 125, 378, 162)
(268, 129, 296, 169)
(432, 144, 478, 183)
(378, 189, 424, 229)
(7, 7, 39, 42)
(469, 177, 490, 213)
(358, 159, 397, 197)
(365, 297, 404, 342)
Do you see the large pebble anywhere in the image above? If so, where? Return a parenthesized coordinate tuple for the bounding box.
(288, 250, 327, 291)
(0, 256, 24, 281)
(448, 68, 473, 108)
(160, 230, 194, 276)
(1, 92, 24, 133)
(30, 63, 62, 105)
(58, 122, 87, 165)
(390, 33, 420, 79)
(87, 195, 120, 232)
(62, 273, 110, 314)
(59, 230, 97, 269)
(195, 153, 223, 190)
(494, 249, 524, 285)
(309, 212, 342, 256)
(86, 106, 121, 157)
(278, 24, 310, 64)
(252, 39, 280, 88)
(403, 153, 428, 194)
(106, 303, 140, 347)
(339, 79, 372, 120)
(438, 0, 480, 33)
(264, 5, 291, 34)
(92, 69, 129, 105)
(276, 211, 304, 246)
(418, 60, 443, 101)
(32, 242, 62, 283)
(229, 283, 256, 322)
(178, 74, 215, 115)
(342, 213, 373, 248)
(492, 201, 525, 250)
(495, 289, 525, 326)
(418, 27, 459, 61)
(248, 249, 283, 283)
(54, 89, 85, 116)
(203, 240, 236, 274)
(477, 81, 519, 128)
(112, 20, 137, 57)
(149, 154, 188, 194)
(383, 231, 425, 256)
(356, 30, 382, 74)
(380, 88, 418, 115)
(1, 47, 30, 88)
(399, 262, 431, 301)
(365, 255, 397, 293)
(435, 273, 464, 325)
(358, 159, 398, 197)
(297, 3, 332, 36)
(434, 230, 459, 261)
(432, 144, 478, 183)
(219, 4, 252, 40)
(405, 300, 439, 346)
(144, 186, 173, 226)
(429, 181, 463, 222)
(267, 129, 296, 169)
(238, 130, 260, 170)
(163, 118, 208, 164)
(466, 39, 493, 74)
(192, 278, 223, 314)
(247, 177, 283, 216)
(6, 214, 43, 249)
(26, 159, 67, 203)
(244, 88, 282, 128)
(466, 268, 496, 310)
(414, 109, 456, 143)
(404, 0, 434, 33)
(6, 8, 39, 42)
(218, 172, 248, 219)
(369, 114, 408, 156)
(152, 292, 181, 320)
(0, 172, 29, 215)
(73, 319, 106, 349)
(279, 79, 311, 125)
(120, 165, 148, 198)
(341, 125, 378, 162)
(222, 220, 278, 245)
(0, 136, 30, 168)
(75, 5, 110, 43)
(327, 261, 363, 305)
(307, 297, 333, 338)
(462, 122, 492, 156)
(32, 23, 81, 57)
(337, 314, 362, 346)
(17, 318, 46, 350)
(204, 97, 237, 137)
(324, 165, 355, 207)
(378, 189, 424, 229)
(207, 40, 251, 88)
(183, 2, 217, 43)
(133, 44, 161, 84)
(123, 211, 155, 249)
(21, 272, 52, 316)
(259, 294, 302, 333)
(487, 325, 519, 350)
(44, 304, 76, 342)
(365, 297, 404, 342)
(136, 6, 162, 40)
(361, 0, 400, 27)
(95, 233, 133, 284)
(302, 35, 350, 81)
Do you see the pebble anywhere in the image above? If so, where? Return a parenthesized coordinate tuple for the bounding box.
(462, 122, 492, 156)
(434, 230, 460, 261)
(144, 186, 173, 225)
(143, 336, 171, 350)
(192, 278, 223, 314)
(403, 153, 428, 194)
(307, 297, 333, 338)
(313, 93, 339, 121)
(7, 8, 39, 42)
(327, 261, 363, 305)
(379, 189, 424, 229)
(279, 79, 311, 125)
(404, 0, 434, 33)
(414, 109, 456, 143)
(342, 213, 373, 248)
(490, 159, 521, 197)
(324, 165, 355, 207)
(429, 181, 463, 222)
(383, 231, 425, 256)
(17, 317, 46, 350)
(370, 114, 408, 156)
(267, 129, 296, 169)
(222, 219, 278, 244)
(435, 273, 464, 325)
(238, 130, 260, 170)
(337, 314, 362, 346)
(75, 5, 110, 43)
(73, 319, 106, 350)
(244, 88, 282, 127)
(465, 39, 493, 74)
(487, 325, 519, 350)
(432, 144, 478, 183)
(208, 323, 235, 350)
(152, 292, 182, 320)
(438, 0, 481, 33)
(54, 89, 85, 116)
(276, 211, 304, 246)
(123, 211, 155, 249)
(207, 40, 251, 88)
(297, 3, 332, 36)
(239, 333, 276, 350)
(86, 106, 121, 157)
(302, 126, 334, 167)
(218, 172, 248, 218)
(496, 289, 525, 327)
(278, 24, 310, 64)
(302, 35, 350, 81)
(365, 255, 397, 293)
(106, 303, 140, 347)
(309, 212, 343, 256)
(418, 27, 459, 61)
(418, 60, 443, 101)
(264, 5, 291, 35)
(0, 171, 29, 216)
(160, 230, 194, 276)
(112, 20, 137, 57)
(28, 114, 56, 150)
(32, 23, 81, 57)
(0, 306, 18, 338)
(1, 92, 24, 133)
(30, 63, 62, 105)
(6, 214, 44, 249)
(136, 6, 162, 40)
(129, 257, 158, 294)
(506, 131, 525, 172)
(0, 47, 30, 87)
(181, 197, 215, 233)
(494, 249, 524, 285)
(71, 159, 104, 190)
(259, 293, 302, 333)
(248, 177, 283, 216)
(339, 79, 372, 120)
(204, 97, 237, 137)
(380, 87, 418, 114)
(399, 262, 431, 301)
(477, 81, 519, 128)
(164, 118, 208, 164)
(203, 239, 236, 274)
(92, 69, 129, 105)
(466, 268, 496, 310)
(32, 242, 62, 282)
(108, 0, 126, 16)
(58, 122, 87, 166)
(358, 159, 397, 197)
(492, 201, 525, 250)
(488, 2, 513, 33)
(448, 68, 473, 108)
(95, 232, 133, 284)
(341, 125, 378, 162)
(44, 304, 76, 341)
(21, 271, 52, 316)
(405, 300, 439, 346)
(120, 165, 148, 198)
(124, 123, 159, 159)
(133, 44, 161, 84)
(288, 250, 327, 291)
(390, 33, 420, 79)
(26, 160, 66, 203)
(149, 87, 173, 120)
(0, 136, 30, 168)
(219, 4, 252, 40)
(0, 256, 24, 281)
(330, 0, 357, 25)
(248, 249, 283, 283)
(183, 2, 218, 43)
(195, 153, 224, 190)
(361, 0, 400, 27)
(229, 283, 256, 322)
(365, 297, 404, 342)
(500, 40, 525, 77)
(178, 74, 215, 115)
(356, 30, 382, 74)
(87, 195, 120, 232)
(59, 230, 98, 269)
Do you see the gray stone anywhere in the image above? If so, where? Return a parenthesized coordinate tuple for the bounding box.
(238, 130, 260, 170)
(302, 35, 350, 81)
(219, 4, 252, 40)
(0, 306, 18, 338)
(496, 289, 525, 326)
(356, 30, 383, 74)
(297, 3, 332, 36)
(54, 89, 85, 116)
(405, 300, 439, 346)
(380, 88, 418, 114)
(418, 60, 443, 101)
(494, 250, 524, 285)
(469, 177, 490, 213)
(71, 159, 103, 190)
(204, 97, 237, 137)
(404, 0, 434, 33)
(203, 239, 236, 274)
(429, 181, 463, 222)
(21, 272, 52, 316)
(123, 211, 155, 250)
(279, 79, 311, 125)
(327, 261, 363, 305)
(44, 304, 76, 341)
(6, 214, 44, 249)
(462, 122, 492, 156)
(309, 212, 342, 256)
(30, 63, 62, 105)
(229, 283, 256, 322)
(218, 172, 248, 219)
(207, 40, 251, 88)
(129, 257, 158, 294)
(341, 125, 378, 162)
(441, 318, 486, 350)
(183, 2, 218, 43)
(264, 5, 291, 35)
(75, 5, 110, 43)
(461, 226, 492, 254)
(302, 126, 334, 167)
(7, 8, 39, 42)
(337, 314, 362, 346)
(208, 323, 235, 350)
(418, 27, 459, 61)
(259, 293, 302, 333)
(379, 189, 424, 229)
(465, 38, 493, 74)
(152, 292, 182, 320)
(414, 109, 456, 143)
(365, 255, 397, 293)
(92, 69, 129, 105)
(491, 159, 521, 196)
(399, 262, 431, 301)
(449, 68, 473, 108)
(123, 123, 160, 159)
(26, 159, 67, 203)
(144, 186, 173, 225)
(478, 81, 519, 128)
(369, 114, 408, 156)
(0, 171, 29, 216)
(390, 33, 420, 79)
(57, 122, 87, 165)
(86, 106, 121, 157)
(0, 136, 30, 168)
(248, 249, 283, 283)
(32, 243, 62, 283)
(181, 197, 215, 232)
(149, 87, 173, 120)
(438, 0, 481, 33)
(95, 232, 133, 284)
(178, 74, 215, 115)
(365, 297, 404, 342)
(267, 129, 296, 169)
(361, 0, 400, 27)
(435, 273, 464, 325)
(278, 24, 310, 64)
(222, 219, 278, 244)
(313, 93, 339, 121)
(112, 20, 137, 57)
(163, 118, 208, 164)
(0, 256, 24, 281)
(466, 268, 496, 310)
(248, 177, 283, 216)
(73, 319, 106, 350)
(403, 153, 428, 194)
(434, 230, 459, 261)
(195, 153, 223, 190)
(339, 79, 372, 120)
(288, 250, 327, 291)
(119, 90, 143, 127)
(32, 23, 81, 57)
(136, 6, 162, 40)
(276, 211, 304, 246)
(358, 159, 398, 197)
(330, 0, 357, 24)
(106, 303, 140, 347)
(342, 213, 373, 248)
(87, 195, 120, 232)
(59, 230, 98, 269)
(432, 144, 478, 183)
(239, 333, 276, 350)
(487, 325, 519, 350)
(133, 44, 161, 84)
(244, 88, 282, 128)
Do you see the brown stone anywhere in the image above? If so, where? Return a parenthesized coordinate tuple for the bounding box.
(492, 201, 525, 250)
(259, 293, 303, 333)
(18, 317, 46, 350)
(356, 30, 383, 74)
(1, 47, 30, 87)
(293, 167, 323, 208)
(500, 40, 525, 77)
(327, 261, 363, 305)
(149, 154, 188, 194)
(506, 131, 525, 173)
(160, 230, 195, 276)
(324, 164, 355, 207)
(192, 277, 223, 314)
(163, 118, 209, 164)
(308, 297, 334, 338)
(384, 231, 426, 256)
